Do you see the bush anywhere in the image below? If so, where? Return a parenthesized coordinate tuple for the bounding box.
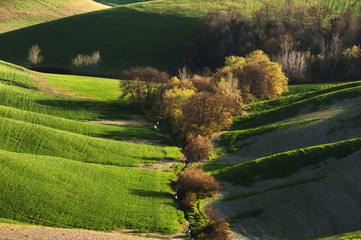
(28, 45, 43, 66)
(72, 51, 101, 74)
(202, 207, 231, 240)
(177, 167, 220, 206)
(185, 135, 213, 162)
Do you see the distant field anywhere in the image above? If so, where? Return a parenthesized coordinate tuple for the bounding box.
(0, 0, 107, 33)
(0, 0, 358, 75)
(0, 150, 182, 234)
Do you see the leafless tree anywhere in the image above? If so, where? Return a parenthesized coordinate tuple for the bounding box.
(28, 45, 43, 66)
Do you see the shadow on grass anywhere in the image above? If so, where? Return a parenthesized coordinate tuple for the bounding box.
(36, 99, 133, 120)
(0, 6, 198, 75)
(130, 189, 173, 199)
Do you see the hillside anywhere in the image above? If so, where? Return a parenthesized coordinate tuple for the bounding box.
(0, 0, 107, 33)
(0, 0, 359, 75)
(0, 61, 185, 235)
(205, 82, 361, 239)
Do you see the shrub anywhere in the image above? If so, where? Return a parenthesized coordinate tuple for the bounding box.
(72, 51, 101, 74)
(185, 134, 213, 162)
(28, 45, 43, 66)
(202, 207, 231, 240)
(183, 191, 197, 207)
(177, 167, 220, 206)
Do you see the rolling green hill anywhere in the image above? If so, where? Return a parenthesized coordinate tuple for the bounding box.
(0, 0, 359, 75)
(0, 0, 107, 33)
(0, 61, 184, 234)
(0, 149, 181, 234)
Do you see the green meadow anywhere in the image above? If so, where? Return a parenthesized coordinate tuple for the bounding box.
(0, 60, 184, 234)
(0, 150, 181, 234)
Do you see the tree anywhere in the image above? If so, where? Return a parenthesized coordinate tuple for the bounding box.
(185, 134, 214, 162)
(28, 45, 43, 66)
(276, 40, 307, 83)
(121, 67, 170, 113)
(216, 51, 288, 101)
(181, 92, 236, 136)
(72, 51, 101, 74)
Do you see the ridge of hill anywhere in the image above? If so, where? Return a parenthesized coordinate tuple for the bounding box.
(0, 0, 107, 33)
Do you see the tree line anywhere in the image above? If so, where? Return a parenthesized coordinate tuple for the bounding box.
(184, 1, 361, 82)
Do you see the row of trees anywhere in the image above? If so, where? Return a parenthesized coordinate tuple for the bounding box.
(120, 50, 288, 138)
(185, 2, 361, 82)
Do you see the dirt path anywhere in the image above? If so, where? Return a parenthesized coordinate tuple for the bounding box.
(0, 223, 159, 240)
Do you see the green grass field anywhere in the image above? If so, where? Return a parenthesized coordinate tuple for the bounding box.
(0, 105, 167, 141)
(0, 149, 181, 234)
(0, 116, 181, 166)
(0, 61, 184, 234)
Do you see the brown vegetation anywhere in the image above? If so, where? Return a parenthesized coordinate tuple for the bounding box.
(185, 135, 214, 162)
(177, 167, 220, 207)
(202, 208, 231, 240)
(28, 45, 43, 66)
(72, 51, 101, 74)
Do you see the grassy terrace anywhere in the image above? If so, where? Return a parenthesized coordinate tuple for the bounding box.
(0, 60, 184, 233)
(0, 150, 181, 234)
(232, 81, 361, 130)
(0, 116, 181, 167)
(210, 138, 361, 186)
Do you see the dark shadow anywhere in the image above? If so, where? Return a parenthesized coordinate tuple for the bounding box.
(130, 189, 173, 199)
(35, 99, 133, 120)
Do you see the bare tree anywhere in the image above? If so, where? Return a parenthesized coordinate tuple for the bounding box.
(72, 51, 101, 74)
(28, 45, 43, 66)
(177, 66, 192, 81)
(276, 41, 307, 82)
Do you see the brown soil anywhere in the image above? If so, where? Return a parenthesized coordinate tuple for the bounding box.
(137, 159, 185, 171)
(0, 223, 158, 240)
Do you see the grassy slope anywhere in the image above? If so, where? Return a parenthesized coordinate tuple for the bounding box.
(206, 81, 361, 239)
(0, 104, 167, 141)
(0, 0, 359, 75)
(0, 150, 180, 234)
(0, 61, 184, 233)
(0, 116, 181, 167)
(0, 0, 107, 33)
(212, 138, 361, 186)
